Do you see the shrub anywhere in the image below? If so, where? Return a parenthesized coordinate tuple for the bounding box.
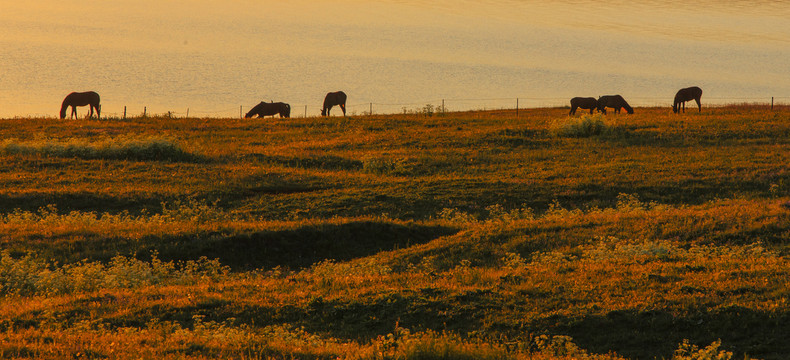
(550, 114, 610, 137)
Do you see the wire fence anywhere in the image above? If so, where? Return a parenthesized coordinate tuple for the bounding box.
(97, 96, 790, 119)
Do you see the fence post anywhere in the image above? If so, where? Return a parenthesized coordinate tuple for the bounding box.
(304, 105, 307, 118)
(143, 107, 146, 118)
(186, 108, 189, 118)
(772, 97, 774, 110)
(240, 105, 243, 119)
(442, 99, 445, 114)
(370, 103, 373, 115)
(516, 98, 519, 118)
(123, 106, 126, 120)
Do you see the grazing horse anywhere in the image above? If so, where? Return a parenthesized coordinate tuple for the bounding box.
(245, 101, 291, 118)
(569, 97, 599, 115)
(60, 91, 101, 119)
(597, 95, 634, 115)
(321, 91, 347, 117)
(673, 86, 703, 113)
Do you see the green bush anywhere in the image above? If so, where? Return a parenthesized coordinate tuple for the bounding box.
(551, 114, 610, 137)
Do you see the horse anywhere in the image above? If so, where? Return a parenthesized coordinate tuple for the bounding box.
(569, 97, 599, 115)
(321, 91, 347, 117)
(597, 95, 634, 115)
(60, 91, 101, 119)
(245, 101, 291, 118)
(673, 86, 703, 113)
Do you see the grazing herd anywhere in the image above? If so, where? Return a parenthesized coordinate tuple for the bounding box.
(570, 87, 702, 116)
(58, 87, 703, 120)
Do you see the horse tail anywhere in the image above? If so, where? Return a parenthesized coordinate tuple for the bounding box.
(284, 103, 291, 118)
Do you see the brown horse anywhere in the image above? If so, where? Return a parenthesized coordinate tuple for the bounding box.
(245, 101, 291, 118)
(597, 95, 634, 115)
(569, 97, 599, 115)
(321, 91, 347, 116)
(673, 86, 703, 113)
(60, 91, 101, 119)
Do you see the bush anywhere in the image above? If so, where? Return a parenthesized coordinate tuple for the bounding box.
(550, 114, 610, 137)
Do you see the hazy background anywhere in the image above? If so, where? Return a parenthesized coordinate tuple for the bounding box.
(1, 0, 789, 117)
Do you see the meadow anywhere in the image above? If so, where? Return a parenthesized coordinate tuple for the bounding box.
(0, 105, 789, 359)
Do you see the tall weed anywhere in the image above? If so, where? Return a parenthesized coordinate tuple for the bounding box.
(0, 250, 229, 296)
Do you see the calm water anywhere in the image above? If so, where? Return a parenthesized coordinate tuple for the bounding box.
(1, 0, 789, 117)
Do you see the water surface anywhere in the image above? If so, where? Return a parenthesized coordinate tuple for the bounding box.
(1, 0, 788, 117)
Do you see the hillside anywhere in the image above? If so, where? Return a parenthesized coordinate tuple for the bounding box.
(0, 106, 788, 359)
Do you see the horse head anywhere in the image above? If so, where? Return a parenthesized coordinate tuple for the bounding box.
(244, 102, 265, 118)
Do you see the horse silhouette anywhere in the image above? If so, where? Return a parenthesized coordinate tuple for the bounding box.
(597, 95, 634, 114)
(60, 91, 101, 119)
(673, 86, 703, 113)
(321, 91, 347, 117)
(569, 97, 599, 115)
(245, 101, 291, 118)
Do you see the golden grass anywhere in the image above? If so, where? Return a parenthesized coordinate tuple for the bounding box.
(0, 106, 788, 359)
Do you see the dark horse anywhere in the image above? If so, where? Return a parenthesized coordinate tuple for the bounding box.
(245, 101, 291, 118)
(60, 91, 101, 119)
(673, 86, 703, 113)
(569, 97, 599, 115)
(597, 95, 634, 114)
(321, 91, 347, 117)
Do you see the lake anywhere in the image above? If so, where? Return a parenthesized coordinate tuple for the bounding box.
(1, 0, 789, 117)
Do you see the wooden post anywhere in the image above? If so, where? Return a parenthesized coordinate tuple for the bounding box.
(240, 105, 243, 119)
(123, 106, 126, 120)
(370, 103, 372, 115)
(442, 99, 445, 114)
(772, 97, 774, 110)
(516, 98, 519, 118)
(143, 107, 146, 118)
(186, 108, 189, 118)
(304, 105, 307, 118)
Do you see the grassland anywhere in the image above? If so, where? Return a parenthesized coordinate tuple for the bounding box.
(0, 106, 789, 359)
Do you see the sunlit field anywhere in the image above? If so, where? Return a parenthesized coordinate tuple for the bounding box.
(1, 106, 789, 359)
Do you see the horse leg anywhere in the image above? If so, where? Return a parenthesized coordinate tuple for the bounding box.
(569, 106, 576, 115)
(341, 104, 346, 117)
(589, 107, 594, 115)
(71, 106, 77, 119)
(89, 106, 94, 119)
(695, 98, 701, 112)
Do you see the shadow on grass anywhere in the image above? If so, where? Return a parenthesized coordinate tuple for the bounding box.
(155, 221, 459, 271)
(245, 154, 363, 171)
(0, 192, 168, 214)
(544, 307, 790, 360)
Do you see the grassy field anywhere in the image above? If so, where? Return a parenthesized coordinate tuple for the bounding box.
(0, 106, 789, 359)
